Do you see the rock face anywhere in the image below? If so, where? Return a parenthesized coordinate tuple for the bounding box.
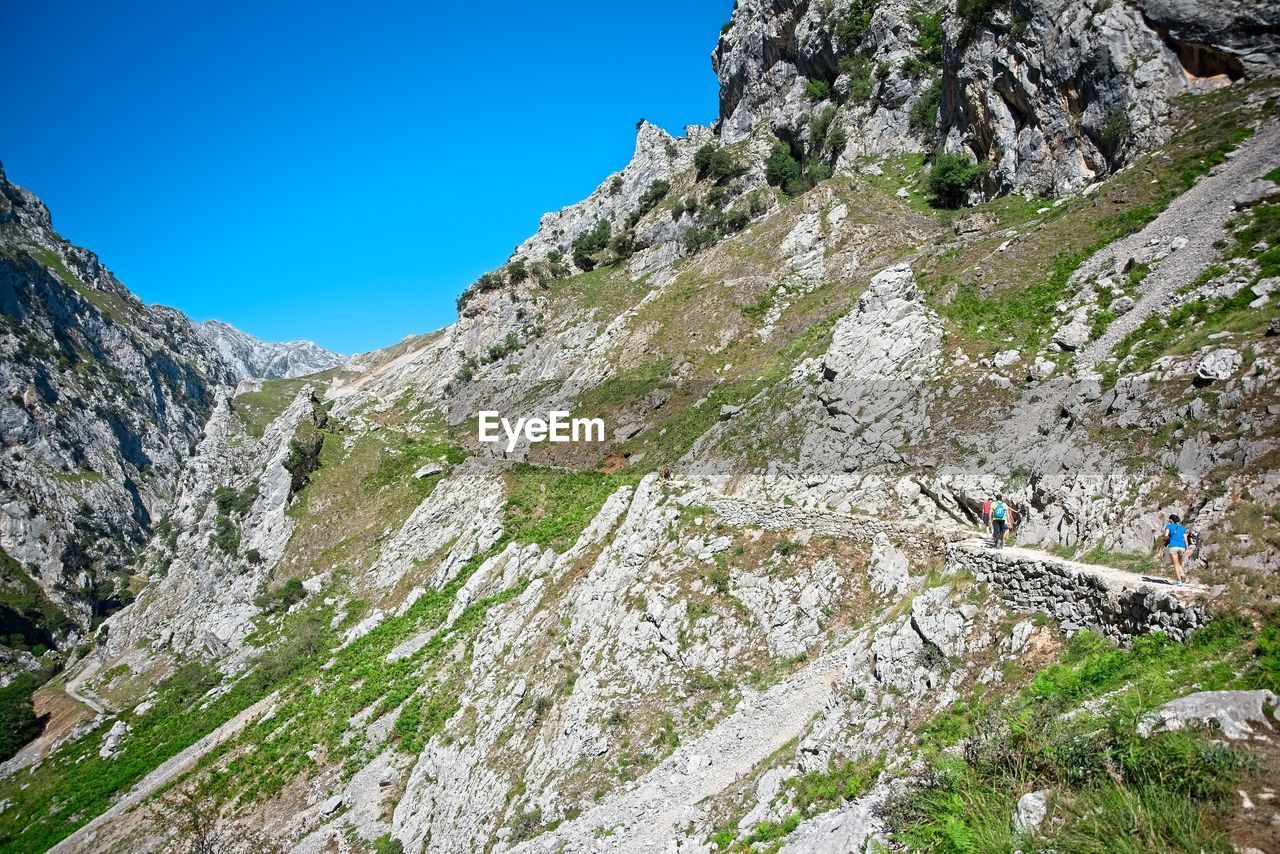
(803, 264, 944, 471)
(713, 0, 943, 154)
(195, 320, 346, 381)
(711, 0, 1279, 197)
(944, 0, 1280, 195)
(0, 162, 236, 638)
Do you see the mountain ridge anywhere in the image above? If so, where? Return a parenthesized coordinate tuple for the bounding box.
(195, 319, 347, 382)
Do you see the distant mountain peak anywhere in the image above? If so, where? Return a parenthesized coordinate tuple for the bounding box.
(195, 319, 347, 381)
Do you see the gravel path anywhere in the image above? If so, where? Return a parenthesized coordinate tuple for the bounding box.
(50, 691, 279, 854)
(1077, 118, 1280, 370)
(515, 640, 849, 853)
(63, 661, 107, 716)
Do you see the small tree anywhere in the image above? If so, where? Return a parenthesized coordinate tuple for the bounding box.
(694, 144, 747, 183)
(927, 152, 986, 208)
(571, 220, 612, 270)
(839, 53, 875, 103)
(909, 79, 943, 141)
(765, 142, 803, 194)
(805, 79, 831, 102)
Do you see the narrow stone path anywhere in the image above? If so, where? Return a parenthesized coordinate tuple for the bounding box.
(1077, 119, 1280, 369)
(515, 640, 849, 853)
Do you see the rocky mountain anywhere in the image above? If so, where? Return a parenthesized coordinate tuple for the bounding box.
(0, 162, 237, 669)
(2, 1, 1279, 852)
(195, 320, 346, 382)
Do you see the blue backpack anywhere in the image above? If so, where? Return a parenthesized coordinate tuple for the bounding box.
(992, 501, 1007, 521)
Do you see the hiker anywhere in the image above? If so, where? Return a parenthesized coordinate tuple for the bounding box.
(1162, 513, 1191, 587)
(989, 494, 1014, 549)
(661, 466, 672, 481)
(981, 496, 993, 532)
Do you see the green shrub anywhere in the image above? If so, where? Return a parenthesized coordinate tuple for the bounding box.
(636, 179, 671, 215)
(829, 125, 848, 156)
(956, 0, 999, 46)
(608, 176, 623, 195)
(485, 331, 521, 363)
(788, 756, 883, 815)
(926, 152, 985, 208)
(694, 144, 747, 183)
(571, 220, 612, 270)
(834, 0, 878, 50)
(839, 52, 875, 103)
(214, 484, 257, 517)
(255, 578, 306, 614)
(765, 142, 804, 194)
(810, 106, 837, 149)
(909, 79, 942, 140)
(508, 806, 545, 843)
(684, 226, 720, 252)
(282, 428, 324, 497)
(0, 672, 44, 762)
(912, 9, 944, 67)
(721, 208, 750, 233)
(805, 162, 832, 186)
(211, 514, 240, 555)
(1100, 111, 1130, 159)
(805, 79, 831, 102)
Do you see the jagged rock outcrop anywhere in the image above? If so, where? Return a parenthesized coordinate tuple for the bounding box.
(802, 263, 944, 471)
(195, 320, 346, 381)
(512, 121, 714, 269)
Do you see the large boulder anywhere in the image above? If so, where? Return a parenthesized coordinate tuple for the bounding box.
(1194, 348, 1242, 381)
(1137, 689, 1278, 740)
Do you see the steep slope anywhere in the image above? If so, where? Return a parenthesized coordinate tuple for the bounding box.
(195, 320, 347, 381)
(2, 0, 1279, 852)
(0, 163, 236, 661)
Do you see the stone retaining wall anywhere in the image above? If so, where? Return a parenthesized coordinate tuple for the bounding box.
(947, 541, 1208, 642)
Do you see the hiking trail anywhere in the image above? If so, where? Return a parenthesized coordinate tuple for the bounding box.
(1077, 118, 1280, 370)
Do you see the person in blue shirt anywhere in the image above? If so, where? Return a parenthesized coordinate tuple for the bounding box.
(1162, 513, 1190, 586)
(989, 494, 1015, 549)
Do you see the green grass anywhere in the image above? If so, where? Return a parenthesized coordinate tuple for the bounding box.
(944, 248, 1090, 351)
(889, 617, 1276, 852)
(365, 432, 466, 497)
(1074, 545, 1159, 576)
(231, 378, 312, 437)
(504, 464, 637, 551)
(786, 756, 883, 815)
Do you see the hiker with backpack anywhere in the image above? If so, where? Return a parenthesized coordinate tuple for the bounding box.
(1162, 513, 1192, 587)
(989, 494, 1015, 549)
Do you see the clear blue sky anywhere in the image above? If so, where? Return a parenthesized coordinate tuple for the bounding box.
(1, 0, 732, 354)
